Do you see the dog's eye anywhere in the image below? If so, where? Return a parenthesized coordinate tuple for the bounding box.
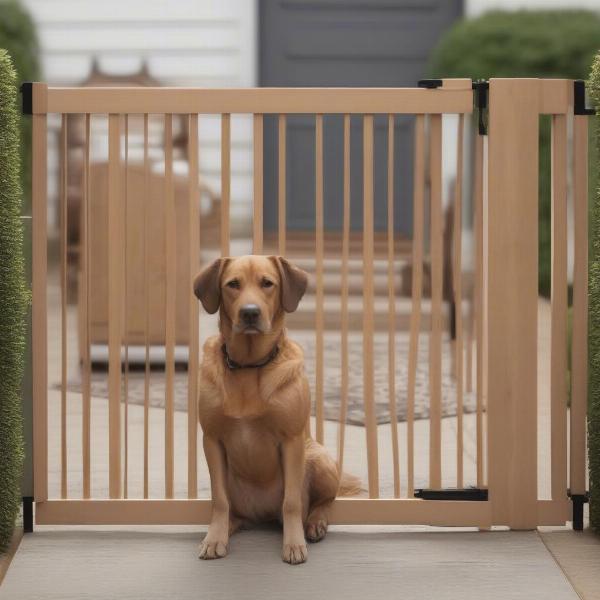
(226, 279, 240, 289)
(261, 278, 274, 288)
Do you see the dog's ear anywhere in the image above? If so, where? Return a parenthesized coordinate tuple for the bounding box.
(193, 258, 228, 314)
(270, 256, 308, 313)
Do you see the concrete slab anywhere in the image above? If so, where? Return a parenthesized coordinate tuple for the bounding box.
(540, 525, 600, 600)
(0, 527, 578, 600)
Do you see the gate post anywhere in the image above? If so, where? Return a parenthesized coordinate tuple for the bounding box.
(486, 79, 539, 529)
(30, 83, 49, 513)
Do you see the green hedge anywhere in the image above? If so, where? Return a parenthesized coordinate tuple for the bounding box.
(0, 0, 40, 214)
(589, 54, 600, 532)
(0, 49, 28, 549)
(429, 9, 600, 297)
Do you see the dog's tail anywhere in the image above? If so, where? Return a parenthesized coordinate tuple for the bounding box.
(337, 471, 364, 497)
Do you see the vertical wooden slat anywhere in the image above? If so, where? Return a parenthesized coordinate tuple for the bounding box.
(407, 114, 425, 497)
(188, 114, 200, 499)
(363, 114, 379, 498)
(465, 309, 474, 394)
(315, 114, 325, 444)
(474, 133, 484, 487)
(143, 114, 150, 499)
(387, 114, 400, 498)
(32, 85, 48, 504)
(454, 114, 465, 488)
(570, 114, 588, 498)
(482, 134, 489, 488)
(487, 79, 539, 529)
(60, 114, 68, 499)
(278, 114, 286, 256)
(253, 114, 263, 254)
(221, 113, 230, 257)
(108, 113, 122, 499)
(81, 113, 91, 499)
(164, 114, 175, 499)
(123, 115, 129, 499)
(428, 114, 443, 490)
(550, 113, 568, 503)
(337, 114, 350, 470)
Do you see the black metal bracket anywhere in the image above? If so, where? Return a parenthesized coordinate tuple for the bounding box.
(418, 79, 443, 89)
(20, 81, 33, 116)
(414, 488, 488, 501)
(472, 80, 489, 135)
(22, 496, 33, 533)
(568, 491, 589, 531)
(574, 80, 595, 116)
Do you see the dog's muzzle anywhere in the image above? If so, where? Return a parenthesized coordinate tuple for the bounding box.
(237, 304, 262, 333)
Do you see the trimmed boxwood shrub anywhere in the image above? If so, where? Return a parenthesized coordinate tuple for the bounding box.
(589, 53, 600, 532)
(0, 0, 40, 214)
(429, 9, 600, 297)
(0, 49, 29, 549)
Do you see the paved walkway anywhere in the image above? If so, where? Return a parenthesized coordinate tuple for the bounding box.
(0, 527, 580, 600)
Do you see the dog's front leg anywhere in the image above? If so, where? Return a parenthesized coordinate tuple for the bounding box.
(199, 435, 230, 559)
(281, 435, 307, 565)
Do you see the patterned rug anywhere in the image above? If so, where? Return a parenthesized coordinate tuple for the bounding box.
(61, 331, 475, 426)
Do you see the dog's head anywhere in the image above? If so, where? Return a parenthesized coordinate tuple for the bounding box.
(193, 255, 308, 335)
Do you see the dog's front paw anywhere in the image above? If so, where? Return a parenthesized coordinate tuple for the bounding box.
(198, 537, 228, 560)
(282, 542, 307, 565)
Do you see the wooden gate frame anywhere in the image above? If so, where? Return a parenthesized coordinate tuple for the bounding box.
(24, 78, 589, 529)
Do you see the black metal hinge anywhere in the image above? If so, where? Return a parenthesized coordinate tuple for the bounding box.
(414, 487, 488, 501)
(20, 81, 33, 115)
(22, 496, 33, 533)
(472, 80, 489, 135)
(574, 80, 595, 116)
(568, 490, 589, 531)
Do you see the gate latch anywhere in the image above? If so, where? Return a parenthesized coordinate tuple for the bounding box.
(417, 79, 443, 89)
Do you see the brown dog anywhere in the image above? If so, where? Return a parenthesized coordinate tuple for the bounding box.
(194, 255, 360, 564)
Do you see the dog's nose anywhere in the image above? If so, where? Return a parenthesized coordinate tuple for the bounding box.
(240, 304, 261, 326)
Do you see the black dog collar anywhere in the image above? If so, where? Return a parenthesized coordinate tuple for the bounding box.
(221, 343, 279, 370)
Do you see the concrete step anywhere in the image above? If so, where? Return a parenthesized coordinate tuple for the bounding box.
(287, 294, 456, 331)
(292, 256, 410, 273)
(290, 256, 435, 297)
(263, 231, 413, 258)
(305, 267, 408, 296)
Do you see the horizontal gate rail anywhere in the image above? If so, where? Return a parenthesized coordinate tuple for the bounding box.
(35, 498, 492, 527)
(26, 80, 577, 116)
(36, 85, 474, 115)
(34, 498, 569, 527)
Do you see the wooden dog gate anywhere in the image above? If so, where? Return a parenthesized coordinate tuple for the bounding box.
(24, 78, 589, 529)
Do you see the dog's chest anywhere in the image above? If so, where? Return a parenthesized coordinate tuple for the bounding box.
(222, 372, 267, 418)
(223, 419, 281, 482)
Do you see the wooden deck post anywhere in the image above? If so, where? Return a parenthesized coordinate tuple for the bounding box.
(487, 79, 539, 529)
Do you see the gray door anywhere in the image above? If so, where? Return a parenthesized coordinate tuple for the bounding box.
(259, 0, 462, 235)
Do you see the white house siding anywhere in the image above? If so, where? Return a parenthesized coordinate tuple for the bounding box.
(22, 0, 258, 228)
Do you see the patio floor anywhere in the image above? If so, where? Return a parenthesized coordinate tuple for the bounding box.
(0, 527, 581, 600)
